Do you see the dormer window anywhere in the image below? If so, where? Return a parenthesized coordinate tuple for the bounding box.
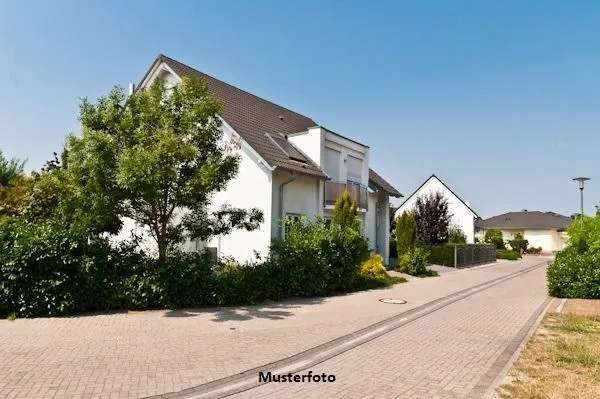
(266, 133, 308, 163)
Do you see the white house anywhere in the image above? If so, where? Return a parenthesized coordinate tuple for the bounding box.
(134, 54, 402, 263)
(475, 210, 572, 253)
(394, 174, 479, 243)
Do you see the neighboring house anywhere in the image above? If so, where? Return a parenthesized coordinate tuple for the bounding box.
(394, 174, 479, 243)
(134, 54, 402, 263)
(475, 210, 572, 253)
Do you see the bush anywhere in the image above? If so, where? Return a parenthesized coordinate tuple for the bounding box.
(484, 229, 505, 249)
(395, 211, 417, 257)
(547, 248, 600, 298)
(448, 225, 467, 244)
(567, 215, 600, 252)
(0, 210, 373, 317)
(526, 246, 543, 255)
(497, 249, 521, 260)
(354, 253, 406, 290)
(360, 254, 388, 280)
(428, 245, 455, 266)
(508, 233, 528, 254)
(0, 220, 133, 317)
(271, 217, 369, 295)
(398, 247, 432, 276)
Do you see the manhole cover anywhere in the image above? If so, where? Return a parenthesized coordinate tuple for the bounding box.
(379, 298, 407, 304)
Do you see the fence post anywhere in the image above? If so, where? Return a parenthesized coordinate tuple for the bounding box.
(454, 245, 458, 268)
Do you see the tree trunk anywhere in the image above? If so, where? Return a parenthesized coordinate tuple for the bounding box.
(158, 238, 167, 264)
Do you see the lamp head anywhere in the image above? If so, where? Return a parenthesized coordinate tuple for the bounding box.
(573, 177, 590, 189)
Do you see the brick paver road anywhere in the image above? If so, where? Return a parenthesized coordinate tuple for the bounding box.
(0, 257, 548, 398)
(234, 264, 548, 399)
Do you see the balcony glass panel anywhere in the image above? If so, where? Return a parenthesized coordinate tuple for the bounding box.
(324, 181, 368, 210)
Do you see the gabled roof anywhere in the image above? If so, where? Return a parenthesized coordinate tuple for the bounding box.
(369, 169, 403, 197)
(141, 54, 325, 178)
(139, 55, 401, 197)
(475, 211, 572, 230)
(399, 174, 479, 217)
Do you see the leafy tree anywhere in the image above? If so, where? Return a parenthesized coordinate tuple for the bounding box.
(484, 229, 505, 249)
(0, 151, 25, 188)
(395, 211, 417, 257)
(508, 232, 528, 254)
(56, 76, 263, 262)
(332, 190, 359, 230)
(448, 224, 467, 244)
(414, 192, 450, 245)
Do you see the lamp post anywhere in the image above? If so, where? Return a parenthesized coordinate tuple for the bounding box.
(572, 177, 590, 218)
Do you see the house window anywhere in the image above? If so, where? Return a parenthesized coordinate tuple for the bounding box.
(347, 155, 362, 183)
(324, 147, 341, 181)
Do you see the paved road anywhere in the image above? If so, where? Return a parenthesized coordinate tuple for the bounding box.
(0, 257, 548, 399)
(233, 263, 548, 399)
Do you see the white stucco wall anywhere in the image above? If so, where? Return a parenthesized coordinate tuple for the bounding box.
(287, 127, 324, 166)
(502, 229, 565, 253)
(205, 126, 273, 262)
(271, 171, 321, 238)
(395, 176, 477, 243)
(366, 193, 378, 249)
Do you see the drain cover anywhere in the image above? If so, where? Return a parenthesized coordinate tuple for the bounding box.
(379, 298, 407, 304)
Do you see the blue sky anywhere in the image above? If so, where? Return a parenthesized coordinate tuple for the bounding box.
(1, 1, 599, 217)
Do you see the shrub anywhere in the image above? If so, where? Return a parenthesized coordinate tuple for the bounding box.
(526, 246, 543, 255)
(428, 245, 455, 266)
(484, 229, 505, 249)
(398, 247, 431, 276)
(497, 249, 521, 260)
(270, 218, 330, 297)
(354, 253, 406, 290)
(0, 220, 130, 317)
(332, 190, 360, 230)
(567, 215, 600, 252)
(448, 224, 467, 244)
(508, 232, 528, 254)
(360, 254, 388, 280)
(547, 248, 600, 298)
(323, 223, 369, 291)
(395, 211, 417, 257)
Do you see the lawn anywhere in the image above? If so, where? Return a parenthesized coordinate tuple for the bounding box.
(498, 312, 600, 398)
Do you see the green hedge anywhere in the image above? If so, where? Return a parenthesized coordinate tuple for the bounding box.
(547, 248, 600, 298)
(496, 249, 521, 260)
(428, 245, 455, 266)
(0, 217, 385, 318)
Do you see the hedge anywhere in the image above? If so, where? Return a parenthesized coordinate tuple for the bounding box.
(547, 248, 600, 299)
(0, 218, 393, 318)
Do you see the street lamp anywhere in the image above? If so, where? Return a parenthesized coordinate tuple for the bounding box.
(572, 177, 590, 217)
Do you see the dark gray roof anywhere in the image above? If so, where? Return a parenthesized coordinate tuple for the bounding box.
(144, 54, 326, 178)
(369, 169, 403, 197)
(475, 211, 572, 230)
(140, 55, 401, 197)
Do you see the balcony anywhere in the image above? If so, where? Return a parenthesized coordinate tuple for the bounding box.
(324, 181, 368, 210)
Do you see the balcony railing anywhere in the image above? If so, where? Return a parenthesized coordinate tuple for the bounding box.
(324, 181, 368, 210)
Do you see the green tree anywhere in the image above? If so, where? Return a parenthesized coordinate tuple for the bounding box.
(395, 211, 417, 257)
(0, 151, 25, 188)
(484, 229, 505, 249)
(332, 190, 359, 230)
(55, 76, 263, 262)
(508, 232, 528, 254)
(448, 224, 467, 244)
